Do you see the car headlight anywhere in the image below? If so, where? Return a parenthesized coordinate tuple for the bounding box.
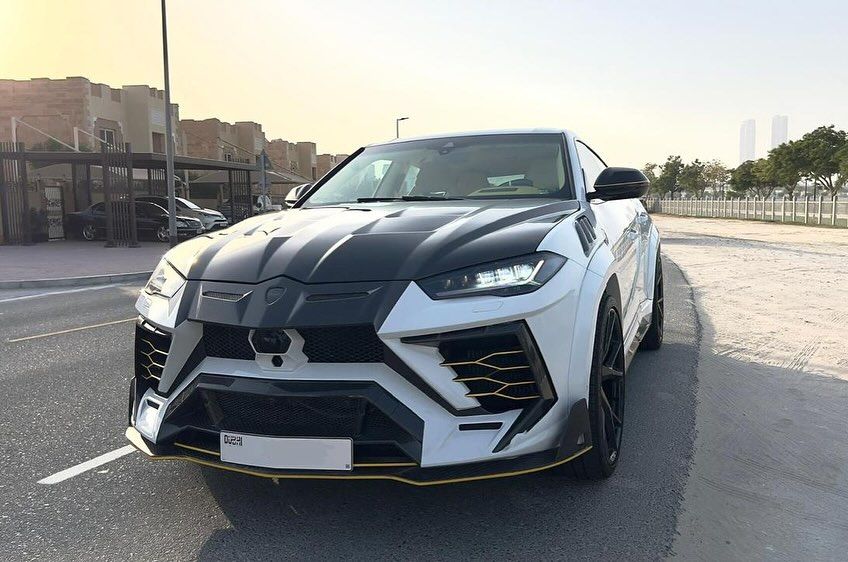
(144, 258, 186, 298)
(418, 252, 566, 299)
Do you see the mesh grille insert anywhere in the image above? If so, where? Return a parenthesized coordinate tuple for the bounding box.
(135, 323, 171, 381)
(203, 324, 255, 360)
(299, 325, 384, 363)
(178, 391, 409, 441)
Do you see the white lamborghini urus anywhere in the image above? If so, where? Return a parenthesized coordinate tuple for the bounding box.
(127, 129, 664, 485)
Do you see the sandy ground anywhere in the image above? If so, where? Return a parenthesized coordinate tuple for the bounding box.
(653, 216, 848, 560)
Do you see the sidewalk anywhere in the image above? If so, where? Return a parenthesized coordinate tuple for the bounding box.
(0, 240, 166, 288)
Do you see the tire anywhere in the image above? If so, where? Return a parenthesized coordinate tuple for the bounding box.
(562, 292, 625, 480)
(82, 223, 96, 241)
(640, 253, 664, 351)
(156, 226, 169, 243)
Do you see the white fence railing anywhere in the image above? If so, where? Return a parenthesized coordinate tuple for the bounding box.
(645, 195, 848, 228)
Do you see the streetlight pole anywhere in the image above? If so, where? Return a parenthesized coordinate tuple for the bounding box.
(161, 0, 177, 248)
(395, 116, 409, 139)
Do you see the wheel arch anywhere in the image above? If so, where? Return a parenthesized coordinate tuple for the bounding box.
(566, 256, 623, 412)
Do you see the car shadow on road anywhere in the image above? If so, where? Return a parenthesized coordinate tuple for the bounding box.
(194, 260, 700, 561)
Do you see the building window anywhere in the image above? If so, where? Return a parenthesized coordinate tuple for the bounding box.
(99, 128, 116, 147)
(152, 132, 165, 154)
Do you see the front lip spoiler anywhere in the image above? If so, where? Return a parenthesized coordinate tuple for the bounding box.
(126, 427, 591, 487)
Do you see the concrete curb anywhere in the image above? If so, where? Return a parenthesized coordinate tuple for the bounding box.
(0, 271, 153, 290)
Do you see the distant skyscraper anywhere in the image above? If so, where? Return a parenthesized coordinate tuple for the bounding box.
(771, 115, 788, 149)
(739, 119, 756, 163)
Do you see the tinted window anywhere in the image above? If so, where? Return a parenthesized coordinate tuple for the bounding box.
(305, 134, 569, 206)
(576, 141, 607, 194)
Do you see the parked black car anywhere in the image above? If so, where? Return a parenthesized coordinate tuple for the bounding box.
(65, 201, 204, 242)
(137, 196, 228, 232)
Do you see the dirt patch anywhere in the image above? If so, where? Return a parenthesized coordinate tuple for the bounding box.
(655, 215, 848, 560)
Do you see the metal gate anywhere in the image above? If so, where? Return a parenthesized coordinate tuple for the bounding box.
(0, 142, 32, 245)
(146, 167, 167, 197)
(44, 185, 65, 240)
(228, 168, 253, 223)
(101, 143, 139, 247)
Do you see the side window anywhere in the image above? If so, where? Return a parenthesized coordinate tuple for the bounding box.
(91, 202, 105, 214)
(576, 141, 607, 194)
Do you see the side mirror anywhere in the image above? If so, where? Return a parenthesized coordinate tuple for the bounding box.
(588, 167, 650, 201)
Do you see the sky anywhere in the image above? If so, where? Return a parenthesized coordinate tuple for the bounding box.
(1, 0, 847, 166)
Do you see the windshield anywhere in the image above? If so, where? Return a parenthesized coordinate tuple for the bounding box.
(304, 134, 570, 206)
(176, 197, 201, 210)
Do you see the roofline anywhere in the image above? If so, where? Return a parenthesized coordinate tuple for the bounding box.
(368, 128, 574, 147)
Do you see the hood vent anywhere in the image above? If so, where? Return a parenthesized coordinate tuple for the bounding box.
(574, 216, 597, 255)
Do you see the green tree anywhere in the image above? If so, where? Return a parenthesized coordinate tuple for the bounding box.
(653, 155, 684, 199)
(642, 162, 658, 185)
(703, 160, 730, 197)
(679, 159, 708, 198)
(793, 125, 848, 197)
(835, 143, 848, 194)
(729, 160, 756, 197)
(751, 158, 778, 198)
(767, 141, 803, 198)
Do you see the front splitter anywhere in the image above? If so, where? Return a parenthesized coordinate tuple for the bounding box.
(126, 427, 591, 487)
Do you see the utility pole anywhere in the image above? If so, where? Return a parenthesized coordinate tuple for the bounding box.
(161, 0, 177, 248)
(395, 116, 409, 139)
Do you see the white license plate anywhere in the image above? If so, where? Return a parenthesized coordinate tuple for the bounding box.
(219, 432, 352, 471)
(196, 228, 204, 234)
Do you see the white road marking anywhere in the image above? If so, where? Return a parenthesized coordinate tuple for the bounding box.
(38, 445, 137, 485)
(7, 317, 136, 343)
(0, 283, 128, 304)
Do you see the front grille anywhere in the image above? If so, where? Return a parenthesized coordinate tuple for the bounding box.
(439, 331, 541, 413)
(135, 322, 171, 382)
(199, 324, 384, 363)
(300, 325, 384, 363)
(203, 324, 255, 360)
(189, 391, 408, 441)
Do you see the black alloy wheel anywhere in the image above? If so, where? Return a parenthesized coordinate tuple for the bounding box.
(640, 254, 664, 350)
(561, 293, 625, 480)
(82, 223, 96, 241)
(598, 306, 625, 465)
(156, 226, 169, 243)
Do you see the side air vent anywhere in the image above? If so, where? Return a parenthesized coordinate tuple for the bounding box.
(440, 333, 540, 413)
(575, 215, 597, 255)
(135, 321, 172, 382)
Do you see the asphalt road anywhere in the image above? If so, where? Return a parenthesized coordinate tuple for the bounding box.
(0, 260, 699, 561)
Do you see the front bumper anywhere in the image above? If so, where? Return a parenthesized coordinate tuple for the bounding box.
(128, 259, 595, 484)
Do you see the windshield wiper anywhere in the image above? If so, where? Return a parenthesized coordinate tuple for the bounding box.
(356, 195, 464, 203)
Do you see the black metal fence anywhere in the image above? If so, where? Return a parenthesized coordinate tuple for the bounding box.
(101, 143, 139, 247)
(229, 167, 252, 223)
(0, 142, 33, 245)
(1, 144, 257, 246)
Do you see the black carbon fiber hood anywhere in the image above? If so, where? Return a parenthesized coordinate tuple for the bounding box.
(167, 199, 578, 284)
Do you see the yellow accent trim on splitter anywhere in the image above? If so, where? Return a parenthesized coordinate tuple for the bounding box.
(174, 442, 220, 456)
(126, 427, 592, 487)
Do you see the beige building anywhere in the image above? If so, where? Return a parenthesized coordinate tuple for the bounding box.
(267, 139, 298, 173)
(267, 139, 320, 180)
(0, 77, 185, 154)
(181, 118, 266, 163)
